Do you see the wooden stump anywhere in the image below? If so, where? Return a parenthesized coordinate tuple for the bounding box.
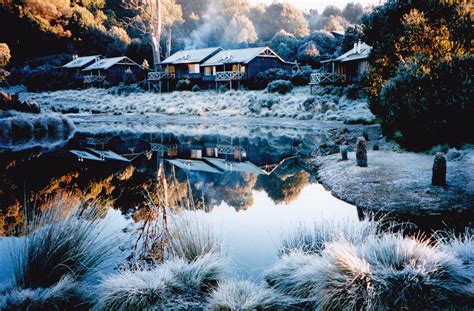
(356, 138, 368, 167)
(432, 153, 447, 186)
(340, 145, 348, 161)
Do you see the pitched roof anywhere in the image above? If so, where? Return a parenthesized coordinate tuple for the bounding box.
(204, 158, 267, 175)
(160, 47, 223, 65)
(201, 47, 295, 66)
(82, 56, 140, 71)
(166, 159, 223, 174)
(62, 55, 102, 69)
(336, 42, 371, 62)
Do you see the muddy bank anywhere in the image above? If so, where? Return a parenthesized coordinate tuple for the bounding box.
(313, 148, 474, 216)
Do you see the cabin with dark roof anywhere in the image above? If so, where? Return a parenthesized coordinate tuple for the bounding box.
(310, 41, 371, 89)
(200, 47, 296, 88)
(150, 47, 223, 81)
(82, 56, 141, 85)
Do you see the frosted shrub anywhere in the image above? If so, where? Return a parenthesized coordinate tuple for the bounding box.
(3, 204, 114, 309)
(208, 280, 282, 310)
(356, 137, 368, 167)
(340, 145, 348, 160)
(267, 80, 293, 94)
(175, 79, 192, 91)
(268, 222, 473, 310)
(95, 252, 227, 310)
(279, 219, 379, 256)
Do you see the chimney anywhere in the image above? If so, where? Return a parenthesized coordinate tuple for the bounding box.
(72, 54, 78, 59)
(357, 40, 362, 54)
(353, 42, 357, 51)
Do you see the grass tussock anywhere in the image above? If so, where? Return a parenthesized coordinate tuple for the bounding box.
(2, 203, 114, 310)
(169, 217, 223, 262)
(266, 226, 474, 310)
(208, 279, 283, 310)
(95, 252, 227, 311)
(279, 219, 380, 256)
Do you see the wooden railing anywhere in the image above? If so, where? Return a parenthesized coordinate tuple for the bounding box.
(148, 72, 175, 81)
(310, 72, 345, 84)
(83, 75, 105, 83)
(215, 71, 247, 81)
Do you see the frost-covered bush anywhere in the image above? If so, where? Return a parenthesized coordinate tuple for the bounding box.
(191, 84, 201, 92)
(301, 96, 317, 111)
(344, 84, 364, 100)
(0, 111, 75, 150)
(175, 79, 192, 91)
(252, 68, 291, 89)
(170, 218, 222, 262)
(95, 252, 227, 310)
(208, 280, 282, 310)
(267, 80, 293, 94)
(291, 67, 312, 86)
(279, 219, 379, 256)
(266, 220, 473, 310)
(23, 65, 82, 92)
(1, 205, 114, 310)
(378, 57, 473, 150)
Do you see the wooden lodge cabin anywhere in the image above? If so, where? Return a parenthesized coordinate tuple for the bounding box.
(155, 47, 223, 80)
(82, 56, 141, 85)
(61, 55, 103, 77)
(149, 46, 295, 90)
(200, 47, 295, 88)
(310, 41, 371, 89)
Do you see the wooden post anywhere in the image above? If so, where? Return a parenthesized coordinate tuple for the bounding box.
(332, 62, 335, 83)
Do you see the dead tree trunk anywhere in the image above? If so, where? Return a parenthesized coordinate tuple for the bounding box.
(150, 0, 162, 71)
(166, 28, 172, 58)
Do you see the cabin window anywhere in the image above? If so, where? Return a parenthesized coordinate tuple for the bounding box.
(231, 64, 245, 72)
(203, 66, 213, 76)
(166, 66, 175, 74)
(188, 64, 200, 74)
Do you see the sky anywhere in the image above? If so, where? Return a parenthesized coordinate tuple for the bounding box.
(252, 0, 384, 13)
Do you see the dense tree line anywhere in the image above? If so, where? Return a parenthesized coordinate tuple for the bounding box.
(361, 0, 472, 150)
(0, 0, 367, 68)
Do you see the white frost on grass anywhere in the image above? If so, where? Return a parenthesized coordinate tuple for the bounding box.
(0, 111, 75, 151)
(21, 87, 375, 124)
(94, 252, 228, 311)
(208, 279, 283, 310)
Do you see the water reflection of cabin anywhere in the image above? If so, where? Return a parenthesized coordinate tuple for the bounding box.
(310, 41, 371, 89)
(151, 142, 277, 175)
(82, 56, 141, 85)
(149, 46, 295, 90)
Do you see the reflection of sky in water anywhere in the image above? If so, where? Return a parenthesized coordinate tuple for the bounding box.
(181, 183, 357, 280)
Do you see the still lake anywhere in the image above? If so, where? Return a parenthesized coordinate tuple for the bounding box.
(0, 121, 469, 278)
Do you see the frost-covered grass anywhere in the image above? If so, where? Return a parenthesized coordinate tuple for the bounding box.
(266, 221, 474, 310)
(0, 110, 75, 151)
(208, 279, 283, 310)
(1, 204, 114, 309)
(95, 252, 227, 310)
(279, 219, 380, 255)
(21, 87, 375, 124)
(169, 217, 223, 262)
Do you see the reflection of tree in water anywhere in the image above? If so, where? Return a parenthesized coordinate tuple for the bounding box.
(255, 160, 310, 204)
(1, 153, 312, 236)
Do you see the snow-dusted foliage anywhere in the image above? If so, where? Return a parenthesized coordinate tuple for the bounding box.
(0, 275, 79, 310)
(208, 279, 283, 310)
(279, 219, 380, 255)
(21, 87, 374, 124)
(0, 111, 74, 151)
(266, 229, 474, 310)
(94, 252, 227, 310)
(1, 204, 114, 309)
(169, 217, 223, 262)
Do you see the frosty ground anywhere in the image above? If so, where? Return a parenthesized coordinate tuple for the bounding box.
(19, 86, 375, 124)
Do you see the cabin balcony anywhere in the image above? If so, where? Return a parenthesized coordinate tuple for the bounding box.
(148, 71, 175, 81)
(83, 75, 105, 83)
(183, 73, 202, 80)
(215, 71, 247, 81)
(310, 72, 346, 85)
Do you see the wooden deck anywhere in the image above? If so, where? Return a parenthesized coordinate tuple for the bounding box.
(215, 71, 247, 81)
(83, 75, 105, 83)
(148, 71, 175, 81)
(310, 72, 346, 85)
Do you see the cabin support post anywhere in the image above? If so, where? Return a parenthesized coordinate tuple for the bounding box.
(332, 63, 335, 83)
